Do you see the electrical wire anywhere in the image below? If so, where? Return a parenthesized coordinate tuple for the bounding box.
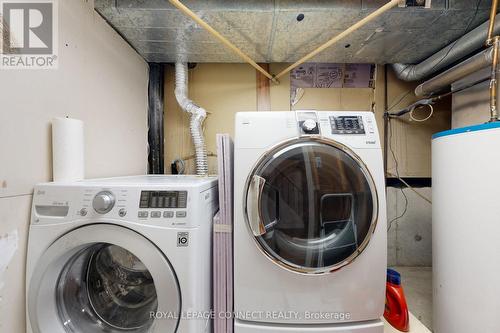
(426, 0, 483, 75)
(387, 117, 409, 232)
(387, 77, 491, 119)
(387, 90, 413, 111)
(387, 172, 433, 205)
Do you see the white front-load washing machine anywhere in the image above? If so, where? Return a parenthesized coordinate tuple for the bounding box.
(26, 175, 218, 333)
(234, 111, 387, 333)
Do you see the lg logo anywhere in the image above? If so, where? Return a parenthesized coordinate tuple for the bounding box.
(177, 232, 189, 247)
(2, 1, 53, 55)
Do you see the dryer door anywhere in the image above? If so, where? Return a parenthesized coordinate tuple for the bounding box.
(28, 224, 180, 333)
(244, 138, 378, 274)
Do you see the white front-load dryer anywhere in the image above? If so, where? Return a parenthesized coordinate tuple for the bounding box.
(26, 175, 218, 333)
(234, 111, 387, 332)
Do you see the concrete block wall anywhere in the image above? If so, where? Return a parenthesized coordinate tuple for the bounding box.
(387, 187, 432, 267)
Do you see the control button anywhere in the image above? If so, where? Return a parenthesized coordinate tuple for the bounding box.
(176, 211, 187, 218)
(80, 208, 87, 216)
(118, 208, 127, 217)
(92, 191, 115, 214)
(138, 211, 148, 218)
(164, 211, 174, 218)
(151, 211, 161, 218)
(302, 119, 318, 133)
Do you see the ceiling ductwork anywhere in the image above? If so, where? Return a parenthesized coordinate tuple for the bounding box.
(392, 19, 500, 82)
(94, 0, 492, 64)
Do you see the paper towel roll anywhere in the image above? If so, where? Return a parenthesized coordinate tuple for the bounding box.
(52, 117, 84, 182)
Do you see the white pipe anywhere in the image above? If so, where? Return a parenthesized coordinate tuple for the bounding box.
(174, 62, 208, 176)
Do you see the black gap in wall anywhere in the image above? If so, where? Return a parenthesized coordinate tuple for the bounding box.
(386, 177, 432, 188)
(148, 63, 165, 174)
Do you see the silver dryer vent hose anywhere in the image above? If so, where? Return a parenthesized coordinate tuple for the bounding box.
(174, 62, 208, 176)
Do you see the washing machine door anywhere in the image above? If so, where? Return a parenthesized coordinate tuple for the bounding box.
(28, 224, 180, 333)
(244, 137, 378, 274)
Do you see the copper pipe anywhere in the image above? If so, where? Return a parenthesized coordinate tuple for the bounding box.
(487, 0, 500, 121)
(489, 36, 500, 122)
(487, 0, 499, 45)
(275, 0, 400, 80)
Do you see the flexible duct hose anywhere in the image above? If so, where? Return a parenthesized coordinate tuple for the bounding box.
(190, 113, 208, 175)
(174, 63, 208, 176)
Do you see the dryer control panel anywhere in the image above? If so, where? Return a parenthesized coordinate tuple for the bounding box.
(329, 116, 365, 135)
(235, 111, 380, 149)
(319, 111, 380, 149)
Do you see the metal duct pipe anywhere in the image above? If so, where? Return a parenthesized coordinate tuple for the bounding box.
(393, 19, 500, 82)
(174, 62, 208, 176)
(415, 47, 494, 97)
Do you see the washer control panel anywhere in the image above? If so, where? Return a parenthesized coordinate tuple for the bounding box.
(32, 176, 218, 229)
(78, 189, 190, 222)
(137, 190, 188, 221)
(139, 190, 187, 208)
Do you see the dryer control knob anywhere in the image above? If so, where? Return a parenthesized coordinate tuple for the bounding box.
(302, 119, 318, 133)
(93, 191, 115, 214)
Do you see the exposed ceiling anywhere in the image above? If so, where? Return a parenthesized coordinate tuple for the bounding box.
(94, 0, 493, 64)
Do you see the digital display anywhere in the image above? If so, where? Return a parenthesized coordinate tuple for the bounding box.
(139, 191, 187, 209)
(330, 116, 365, 134)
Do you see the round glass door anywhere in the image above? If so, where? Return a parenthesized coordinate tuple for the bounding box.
(57, 244, 158, 332)
(244, 138, 378, 274)
(28, 224, 180, 333)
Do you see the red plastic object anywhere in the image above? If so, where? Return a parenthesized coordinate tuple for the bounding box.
(384, 269, 410, 332)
